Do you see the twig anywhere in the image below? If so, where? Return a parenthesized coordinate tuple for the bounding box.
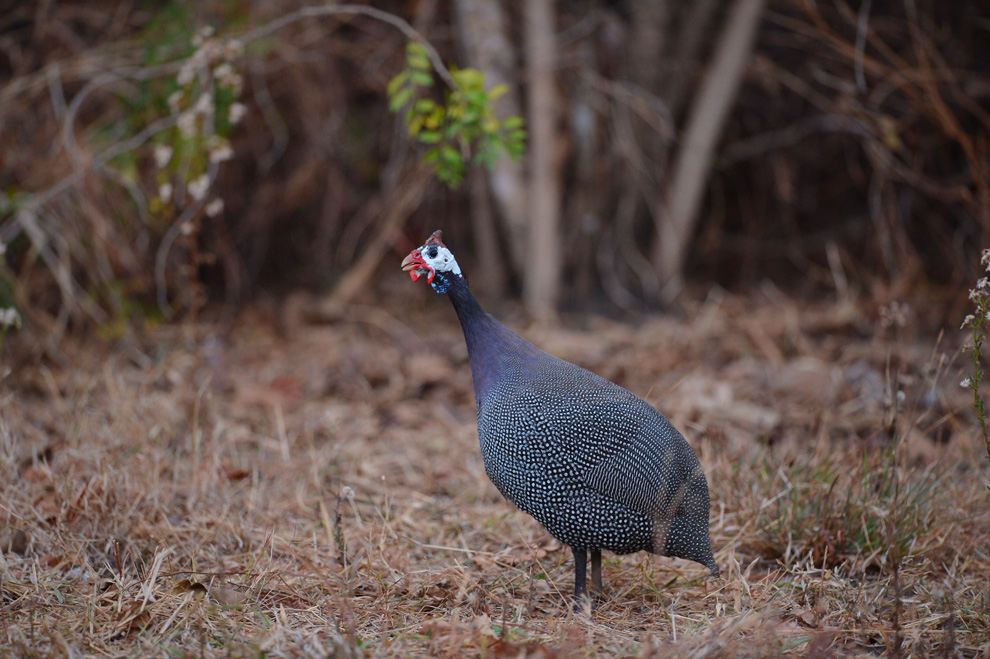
(3, 2, 454, 324)
(854, 0, 873, 91)
(653, 0, 769, 300)
(240, 3, 455, 89)
(322, 165, 431, 312)
(0, 112, 181, 245)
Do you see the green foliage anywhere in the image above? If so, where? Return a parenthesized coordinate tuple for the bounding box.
(101, 6, 247, 228)
(756, 444, 941, 570)
(140, 2, 196, 65)
(93, 280, 163, 340)
(387, 42, 527, 188)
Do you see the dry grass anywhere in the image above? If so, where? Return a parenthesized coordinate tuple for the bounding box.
(2, 293, 989, 657)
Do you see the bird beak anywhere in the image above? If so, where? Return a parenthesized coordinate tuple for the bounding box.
(401, 249, 434, 283)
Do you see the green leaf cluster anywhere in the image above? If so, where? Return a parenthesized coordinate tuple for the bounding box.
(387, 42, 527, 188)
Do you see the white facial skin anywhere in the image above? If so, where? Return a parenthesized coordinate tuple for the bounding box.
(420, 244, 462, 277)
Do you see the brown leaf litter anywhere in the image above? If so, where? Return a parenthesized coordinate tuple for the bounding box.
(0, 293, 988, 656)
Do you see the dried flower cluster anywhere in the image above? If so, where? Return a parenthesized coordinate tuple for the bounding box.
(153, 25, 245, 218)
(879, 301, 911, 330)
(0, 239, 17, 339)
(960, 248, 990, 467)
(0, 307, 21, 328)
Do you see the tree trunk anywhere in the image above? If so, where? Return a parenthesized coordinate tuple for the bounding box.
(452, 0, 528, 276)
(524, 0, 561, 319)
(653, 0, 767, 301)
(663, 0, 721, 120)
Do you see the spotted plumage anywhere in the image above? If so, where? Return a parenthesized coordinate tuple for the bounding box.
(402, 231, 718, 604)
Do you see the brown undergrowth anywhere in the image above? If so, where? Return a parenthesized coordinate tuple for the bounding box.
(1, 293, 988, 657)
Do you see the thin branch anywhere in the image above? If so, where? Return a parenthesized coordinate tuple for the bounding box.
(854, 0, 873, 91)
(653, 0, 769, 300)
(1, 113, 181, 244)
(240, 3, 455, 89)
(2, 2, 452, 322)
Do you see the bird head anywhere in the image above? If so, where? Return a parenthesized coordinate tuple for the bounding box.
(401, 230, 462, 294)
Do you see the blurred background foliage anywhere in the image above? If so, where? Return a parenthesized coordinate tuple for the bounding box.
(0, 0, 988, 352)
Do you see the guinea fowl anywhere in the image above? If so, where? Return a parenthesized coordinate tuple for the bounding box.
(401, 230, 718, 605)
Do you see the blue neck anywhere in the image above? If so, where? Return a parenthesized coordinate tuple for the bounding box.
(445, 275, 537, 404)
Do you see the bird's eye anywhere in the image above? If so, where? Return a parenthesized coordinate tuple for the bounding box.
(427, 246, 439, 259)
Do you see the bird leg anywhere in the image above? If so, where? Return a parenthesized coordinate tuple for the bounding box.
(590, 548, 602, 593)
(572, 546, 589, 609)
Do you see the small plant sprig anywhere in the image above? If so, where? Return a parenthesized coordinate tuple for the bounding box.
(0, 238, 21, 355)
(146, 26, 246, 220)
(960, 248, 990, 478)
(387, 42, 527, 188)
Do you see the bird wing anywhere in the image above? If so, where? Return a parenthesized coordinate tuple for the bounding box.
(581, 394, 697, 520)
(496, 353, 701, 521)
(534, 361, 700, 521)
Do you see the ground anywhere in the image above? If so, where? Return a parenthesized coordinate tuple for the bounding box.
(1, 291, 988, 657)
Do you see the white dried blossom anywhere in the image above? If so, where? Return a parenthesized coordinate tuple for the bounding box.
(224, 39, 243, 58)
(961, 377, 972, 389)
(0, 307, 21, 328)
(205, 198, 224, 217)
(213, 63, 232, 81)
(982, 248, 990, 266)
(189, 47, 208, 70)
(180, 221, 195, 236)
(969, 289, 981, 302)
(229, 102, 247, 125)
(177, 111, 197, 137)
(979, 278, 989, 289)
(153, 144, 173, 169)
(192, 25, 215, 47)
(177, 65, 195, 86)
(223, 72, 243, 94)
(209, 142, 233, 163)
(167, 90, 184, 111)
(341, 485, 355, 500)
(158, 182, 173, 203)
(193, 93, 212, 116)
(879, 301, 910, 329)
(201, 39, 222, 61)
(962, 314, 975, 329)
(188, 174, 210, 201)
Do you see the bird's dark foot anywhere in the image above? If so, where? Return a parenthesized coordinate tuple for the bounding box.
(571, 547, 604, 612)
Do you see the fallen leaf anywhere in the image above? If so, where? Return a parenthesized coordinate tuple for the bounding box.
(115, 600, 152, 638)
(210, 585, 245, 606)
(173, 579, 208, 596)
(419, 619, 453, 636)
(791, 608, 818, 627)
(473, 613, 498, 638)
(220, 465, 251, 481)
(33, 491, 59, 522)
(404, 353, 453, 386)
(270, 375, 303, 400)
(21, 464, 52, 483)
(0, 528, 28, 554)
